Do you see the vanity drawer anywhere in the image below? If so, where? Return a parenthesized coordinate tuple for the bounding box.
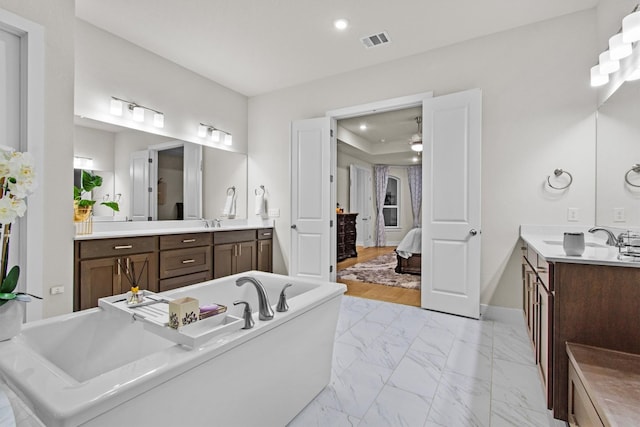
(159, 246, 212, 279)
(258, 228, 273, 240)
(159, 270, 212, 292)
(79, 236, 157, 259)
(160, 233, 212, 250)
(213, 230, 256, 245)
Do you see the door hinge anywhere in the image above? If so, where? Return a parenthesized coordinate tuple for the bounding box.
(330, 129, 334, 137)
(330, 220, 333, 227)
(330, 265, 333, 273)
(330, 175, 334, 183)
(148, 158, 153, 163)
(148, 187, 152, 192)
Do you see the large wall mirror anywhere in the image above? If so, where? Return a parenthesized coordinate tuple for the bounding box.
(74, 117, 248, 221)
(596, 80, 640, 229)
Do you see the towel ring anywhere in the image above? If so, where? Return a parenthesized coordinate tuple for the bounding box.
(547, 169, 573, 190)
(625, 164, 640, 188)
(255, 185, 265, 196)
(227, 186, 236, 196)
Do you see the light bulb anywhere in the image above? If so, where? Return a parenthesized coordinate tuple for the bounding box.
(198, 124, 208, 138)
(590, 65, 609, 87)
(110, 98, 123, 116)
(334, 19, 349, 30)
(609, 33, 632, 60)
(211, 130, 222, 143)
(359, 124, 367, 130)
(224, 133, 233, 146)
(623, 11, 640, 43)
(132, 106, 144, 122)
(153, 112, 164, 128)
(599, 51, 620, 74)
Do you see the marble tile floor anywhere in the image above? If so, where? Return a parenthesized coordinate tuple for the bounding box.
(288, 296, 568, 427)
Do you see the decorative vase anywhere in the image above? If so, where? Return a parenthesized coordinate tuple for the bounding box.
(0, 301, 24, 341)
(74, 202, 93, 235)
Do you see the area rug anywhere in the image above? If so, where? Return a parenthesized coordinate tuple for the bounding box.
(336, 252, 420, 290)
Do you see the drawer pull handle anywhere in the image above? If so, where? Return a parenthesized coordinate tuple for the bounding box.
(114, 245, 133, 250)
(182, 259, 196, 264)
(182, 239, 196, 243)
(262, 233, 271, 237)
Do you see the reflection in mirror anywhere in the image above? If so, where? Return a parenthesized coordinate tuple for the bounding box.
(596, 80, 640, 228)
(74, 117, 248, 221)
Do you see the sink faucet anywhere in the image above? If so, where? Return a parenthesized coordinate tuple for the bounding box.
(588, 227, 620, 247)
(203, 219, 210, 228)
(213, 218, 222, 228)
(235, 276, 274, 320)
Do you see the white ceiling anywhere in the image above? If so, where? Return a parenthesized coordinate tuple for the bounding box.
(76, 0, 597, 97)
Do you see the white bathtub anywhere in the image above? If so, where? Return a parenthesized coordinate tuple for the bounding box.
(0, 271, 346, 427)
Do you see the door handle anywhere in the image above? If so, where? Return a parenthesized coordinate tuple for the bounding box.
(291, 224, 297, 229)
(469, 229, 479, 236)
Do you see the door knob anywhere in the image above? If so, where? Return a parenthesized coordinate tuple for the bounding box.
(469, 229, 478, 236)
(291, 224, 297, 229)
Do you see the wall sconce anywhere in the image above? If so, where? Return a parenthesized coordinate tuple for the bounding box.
(591, 5, 640, 87)
(109, 97, 164, 128)
(198, 123, 233, 146)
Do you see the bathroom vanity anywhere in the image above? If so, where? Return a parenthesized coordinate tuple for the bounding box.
(520, 225, 640, 421)
(74, 222, 274, 311)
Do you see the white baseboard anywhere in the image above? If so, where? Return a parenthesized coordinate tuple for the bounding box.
(480, 304, 524, 326)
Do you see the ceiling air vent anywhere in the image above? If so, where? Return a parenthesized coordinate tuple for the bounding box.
(361, 31, 391, 49)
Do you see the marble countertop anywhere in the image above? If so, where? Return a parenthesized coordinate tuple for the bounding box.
(520, 224, 640, 268)
(74, 219, 275, 241)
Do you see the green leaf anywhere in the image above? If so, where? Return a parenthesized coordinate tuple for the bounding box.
(81, 170, 103, 193)
(101, 201, 120, 212)
(77, 199, 96, 208)
(0, 266, 19, 293)
(0, 293, 16, 300)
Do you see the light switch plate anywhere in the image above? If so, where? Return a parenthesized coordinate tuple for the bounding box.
(50, 286, 64, 295)
(613, 207, 626, 222)
(567, 208, 579, 222)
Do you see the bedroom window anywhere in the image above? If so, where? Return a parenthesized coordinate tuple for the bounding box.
(383, 175, 400, 228)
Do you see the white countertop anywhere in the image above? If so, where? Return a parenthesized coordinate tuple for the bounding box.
(520, 224, 640, 268)
(74, 219, 275, 241)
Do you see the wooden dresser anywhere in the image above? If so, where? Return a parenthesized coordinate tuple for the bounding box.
(337, 213, 358, 261)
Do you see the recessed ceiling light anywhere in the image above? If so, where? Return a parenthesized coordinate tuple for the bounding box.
(359, 124, 367, 130)
(334, 19, 349, 31)
(380, 138, 386, 143)
(412, 157, 419, 162)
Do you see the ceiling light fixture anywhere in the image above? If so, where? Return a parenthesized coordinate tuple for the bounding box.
(334, 19, 349, 30)
(110, 97, 164, 128)
(198, 122, 232, 146)
(623, 9, 640, 43)
(409, 116, 423, 152)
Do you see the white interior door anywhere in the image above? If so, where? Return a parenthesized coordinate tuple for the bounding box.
(350, 164, 373, 247)
(130, 150, 150, 221)
(290, 117, 334, 281)
(421, 88, 482, 319)
(182, 142, 202, 220)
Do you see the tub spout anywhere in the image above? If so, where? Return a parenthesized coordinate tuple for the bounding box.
(235, 276, 274, 320)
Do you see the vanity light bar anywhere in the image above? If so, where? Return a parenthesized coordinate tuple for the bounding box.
(109, 97, 164, 129)
(198, 123, 232, 146)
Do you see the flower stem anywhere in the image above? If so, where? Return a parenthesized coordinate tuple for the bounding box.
(1, 223, 11, 282)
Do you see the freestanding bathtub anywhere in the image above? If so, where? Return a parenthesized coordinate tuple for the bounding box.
(0, 271, 346, 426)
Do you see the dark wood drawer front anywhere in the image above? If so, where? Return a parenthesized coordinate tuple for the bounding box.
(79, 237, 157, 259)
(258, 228, 273, 240)
(160, 270, 212, 292)
(214, 230, 256, 245)
(160, 233, 212, 250)
(160, 246, 212, 279)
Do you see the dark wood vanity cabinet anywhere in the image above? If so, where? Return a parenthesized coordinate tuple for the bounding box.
(337, 213, 358, 261)
(257, 228, 273, 272)
(74, 236, 158, 311)
(213, 230, 257, 279)
(159, 233, 212, 292)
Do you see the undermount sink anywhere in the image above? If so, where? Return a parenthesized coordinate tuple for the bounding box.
(543, 240, 609, 249)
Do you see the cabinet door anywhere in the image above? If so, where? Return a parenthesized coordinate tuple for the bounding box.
(236, 241, 257, 274)
(79, 257, 119, 310)
(536, 278, 553, 408)
(257, 239, 273, 272)
(523, 266, 536, 342)
(213, 243, 236, 279)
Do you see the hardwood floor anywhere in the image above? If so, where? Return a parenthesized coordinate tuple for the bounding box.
(337, 246, 421, 307)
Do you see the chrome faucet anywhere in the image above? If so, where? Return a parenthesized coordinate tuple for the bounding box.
(235, 276, 274, 320)
(213, 218, 222, 228)
(588, 227, 621, 247)
(203, 219, 210, 228)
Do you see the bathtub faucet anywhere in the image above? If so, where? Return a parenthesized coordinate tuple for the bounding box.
(235, 277, 274, 320)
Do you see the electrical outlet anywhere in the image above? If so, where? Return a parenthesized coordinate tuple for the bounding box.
(567, 208, 579, 222)
(613, 207, 626, 222)
(268, 208, 280, 218)
(50, 286, 64, 295)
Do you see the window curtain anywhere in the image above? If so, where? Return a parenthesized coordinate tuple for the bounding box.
(374, 165, 389, 246)
(407, 165, 422, 228)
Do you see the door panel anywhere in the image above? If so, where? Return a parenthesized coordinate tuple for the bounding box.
(422, 89, 482, 318)
(183, 142, 202, 220)
(130, 150, 150, 221)
(350, 165, 373, 247)
(290, 118, 333, 280)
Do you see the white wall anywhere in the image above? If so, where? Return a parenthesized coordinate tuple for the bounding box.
(0, 0, 75, 318)
(248, 10, 598, 309)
